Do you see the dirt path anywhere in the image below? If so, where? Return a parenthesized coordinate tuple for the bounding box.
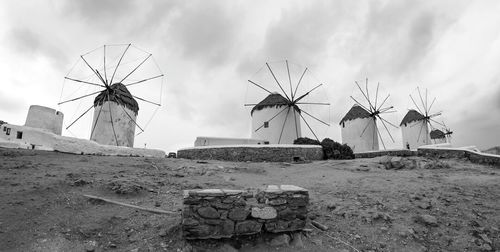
(0, 148, 499, 251)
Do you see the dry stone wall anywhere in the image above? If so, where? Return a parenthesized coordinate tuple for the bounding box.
(182, 185, 309, 239)
(177, 145, 323, 162)
(418, 148, 500, 166)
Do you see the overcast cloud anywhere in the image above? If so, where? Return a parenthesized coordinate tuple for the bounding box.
(0, 0, 499, 152)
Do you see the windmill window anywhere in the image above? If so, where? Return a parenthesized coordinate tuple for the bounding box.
(264, 121, 269, 128)
(6, 128, 10, 135)
(16, 131, 23, 139)
(264, 141, 270, 145)
(3, 126, 6, 131)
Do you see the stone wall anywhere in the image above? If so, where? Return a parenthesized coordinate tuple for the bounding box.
(182, 185, 309, 239)
(177, 145, 323, 162)
(418, 147, 500, 167)
(355, 149, 416, 159)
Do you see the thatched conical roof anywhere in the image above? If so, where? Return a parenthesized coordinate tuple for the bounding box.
(94, 83, 139, 114)
(430, 129, 446, 139)
(251, 93, 290, 116)
(400, 109, 424, 126)
(339, 104, 371, 125)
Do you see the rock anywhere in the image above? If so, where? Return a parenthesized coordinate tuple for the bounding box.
(417, 201, 431, 209)
(390, 157, 404, 169)
(415, 214, 438, 227)
(228, 207, 249, 220)
(235, 220, 262, 235)
(268, 198, 287, 205)
(251, 206, 277, 219)
(84, 240, 97, 251)
(356, 166, 370, 171)
(197, 207, 220, 219)
(290, 233, 304, 248)
(217, 243, 238, 252)
(311, 239, 323, 246)
(481, 243, 493, 251)
(269, 234, 290, 246)
(184, 224, 212, 238)
(220, 219, 235, 236)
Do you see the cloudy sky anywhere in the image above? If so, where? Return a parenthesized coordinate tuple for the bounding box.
(1, 0, 499, 152)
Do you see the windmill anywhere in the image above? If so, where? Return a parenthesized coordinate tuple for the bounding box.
(340, 79, 398, 152)
(58, 44, 164, 147)
(442, 121, 453, 143)
(400, 87, 445, 149)
(244, 60, 330, 144)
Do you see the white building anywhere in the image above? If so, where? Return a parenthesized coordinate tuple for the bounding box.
(430, 129, 447, 144)
(91, 83, 138, 147)
(0, 105, 64, 150)
(251, 93, 301, 144)
(339, 104, 378, 152)
(400, 109, 430, 150)
(25, 105, 64, 135)
(0, 104, 164, 157)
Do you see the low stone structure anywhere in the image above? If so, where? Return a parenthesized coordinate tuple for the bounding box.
(177, 144, 323, 162)
(182, 185, 309, 239)
(418, 146, 500, 166)
(355, 149, 416, 159)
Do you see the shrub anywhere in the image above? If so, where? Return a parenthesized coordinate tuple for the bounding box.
(320, 138, 354, 160)
(293, 137, 320, 145)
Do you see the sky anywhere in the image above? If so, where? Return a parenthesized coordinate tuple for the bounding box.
(0, 0, 499, 152)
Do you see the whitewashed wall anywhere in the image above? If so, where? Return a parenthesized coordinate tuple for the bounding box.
(401, 120, 430, 150)
(24, 105, 64, 135)
(251, 106, 301, 144)
(194, 137, 266, 147)
(91, 101, 136, 147)
(341, 117, 379, 152)
(0, 123, 164, 157)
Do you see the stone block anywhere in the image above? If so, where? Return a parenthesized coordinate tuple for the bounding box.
(182, 185, 309, 239)
(235, 220, 262, 235)
(191, 189, 224, 197)
(268, 198, 287, 205)
(228, 207, 249, 221)
(251, 206, 277, 219)
(280, 185, 308, 192)
(197, 207, 220, 219)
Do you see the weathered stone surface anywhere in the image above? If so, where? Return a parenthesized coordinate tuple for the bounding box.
(177, 145, 324, 162)
(191, 189, 224, 196)
(287, 197, 308, 207)
(182, 218, 199, 226)
(278, 208, 296, 220)
(269, 234, 290, 246)
(251, 206, 278, 219)
(197, 207, 220, 219)
(280, 185, 307, 192)
(220, 219, 234, 236)
(268, 198, 287, 205)
(184, 224, 212, 238)
(265, 219, 306, 232)
(182, 185, 309, 239)
(235, 220, 262, 235)
(415, 214, 438, 227)
(228, 207, 249, 220)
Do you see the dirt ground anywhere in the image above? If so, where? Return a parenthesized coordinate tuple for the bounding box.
(0, 148, 499, 252)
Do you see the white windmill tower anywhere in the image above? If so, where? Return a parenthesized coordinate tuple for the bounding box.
(58, 44, 164, 147)
(245, 60, 330, 144)
(401, 87, 445, 149)
(340, 79, 398, 152)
